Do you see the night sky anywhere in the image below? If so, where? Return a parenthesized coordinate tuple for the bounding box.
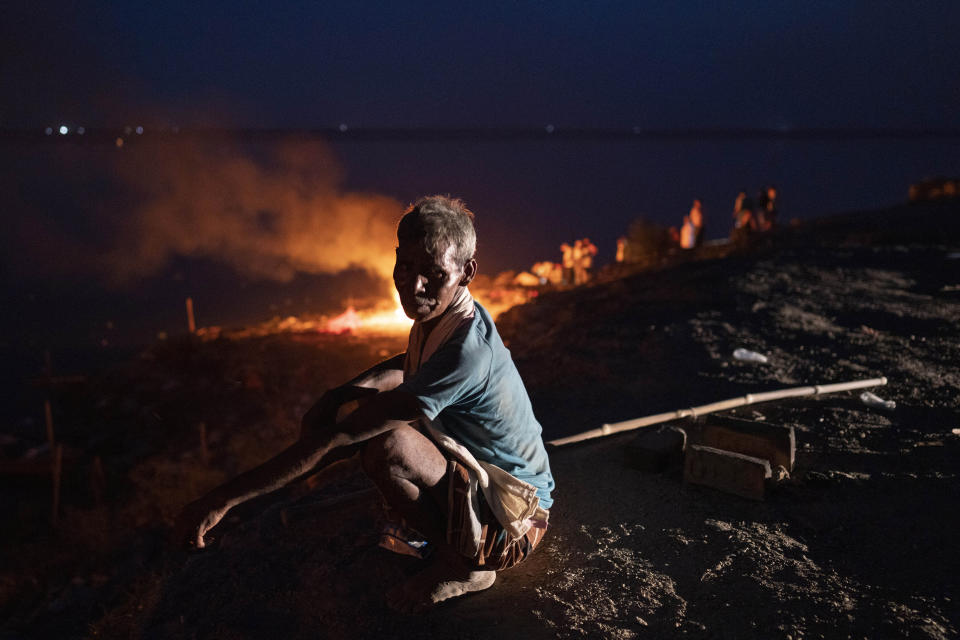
(2, 1, 960, 348)
(4, 1, 958, 130)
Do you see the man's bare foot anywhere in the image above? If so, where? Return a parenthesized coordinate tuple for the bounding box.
(387, 556, 496, 613)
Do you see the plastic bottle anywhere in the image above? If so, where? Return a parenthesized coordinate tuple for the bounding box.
(733, 348, 768, 364)
(860, 391, 896, 410)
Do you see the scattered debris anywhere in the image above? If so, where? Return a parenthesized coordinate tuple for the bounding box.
(733, 348, 768, 363)
(860, 391, 896, 410)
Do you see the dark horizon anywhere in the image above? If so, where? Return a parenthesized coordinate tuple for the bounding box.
(5, 125, 960, 142)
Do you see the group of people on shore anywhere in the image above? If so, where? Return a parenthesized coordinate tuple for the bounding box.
(528, 186, 780, 288)
(559, 238, 598, 285)
(732, 185, 779, 236)
(680, 199, 706, 249)
(677, 186, 780, 250)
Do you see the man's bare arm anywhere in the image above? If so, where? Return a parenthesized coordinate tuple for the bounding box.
(173, 387, 422, 548)
(348, 352, 405, 390)
(300, 353, 405, 437)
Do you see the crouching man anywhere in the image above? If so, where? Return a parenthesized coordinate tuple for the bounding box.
(174, 195, 554, 612)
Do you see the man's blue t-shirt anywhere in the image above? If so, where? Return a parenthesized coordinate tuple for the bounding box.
(396, 302, 554, 509)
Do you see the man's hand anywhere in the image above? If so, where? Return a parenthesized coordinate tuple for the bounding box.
(300, 386, 378, 438)
(172, 498, 229, 550)
(300, 390, 343, 438)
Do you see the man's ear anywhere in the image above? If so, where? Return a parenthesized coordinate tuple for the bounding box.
(460, 259, 477, 286)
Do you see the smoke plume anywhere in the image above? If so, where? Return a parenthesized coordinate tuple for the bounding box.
(102, 138, 403, 285)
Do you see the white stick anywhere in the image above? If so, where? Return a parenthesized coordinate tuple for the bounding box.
(547, 376, 887, 447)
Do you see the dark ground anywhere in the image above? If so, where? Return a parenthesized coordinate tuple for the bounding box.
(2, 201, 959, 639)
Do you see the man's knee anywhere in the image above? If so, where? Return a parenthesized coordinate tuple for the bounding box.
(360, 426, 446, 487)
(360, 426, 419, 479)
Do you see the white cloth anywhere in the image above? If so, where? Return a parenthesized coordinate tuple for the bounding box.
(402, 286, 546, 547)
(403, 285, 476, 378)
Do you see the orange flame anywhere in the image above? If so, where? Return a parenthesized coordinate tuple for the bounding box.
(193, 285, 532, 342)
(322, 292, 412, 335)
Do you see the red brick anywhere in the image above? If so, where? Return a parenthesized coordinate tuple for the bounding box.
(701, 415, 795, 472)
(684, 445, 772, 500)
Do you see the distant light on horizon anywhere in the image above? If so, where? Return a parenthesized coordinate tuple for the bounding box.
(545, 124, 555, 133)
(59, 125, 69, 135)
(77, 126, 86, 135)
(115, 137, 124, 148)
(45, 127, 53, 135)
(135, 126, 144, 135)
(338, 123, 348, 132)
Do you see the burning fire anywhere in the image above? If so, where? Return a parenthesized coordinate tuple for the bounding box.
(193, 285, 534, 342)
(324, 292, 412, 335)
(320, 285, 533, 337)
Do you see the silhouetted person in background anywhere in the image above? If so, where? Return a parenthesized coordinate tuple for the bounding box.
(615, 236, 627, 263)
(757, 185, 778, 231)
(560, 242, 575, 285)
(732, 190, 757, 241)
(669, 226, 681, 246)
(571, 239, 584, 285)
(733, 190, 747, 222)
(680, 215, 696, 249)
(579, 238, 597, 283)
(763, 185, 778, 230)
(689, 199, 705, 247)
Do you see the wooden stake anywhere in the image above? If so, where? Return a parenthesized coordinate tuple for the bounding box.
(548, 376, 888, 447)
(186, 297, 196, 334)
(51, 443, 63, 526)
(199, 422, 209, 465)
(44, 399, 55, 448)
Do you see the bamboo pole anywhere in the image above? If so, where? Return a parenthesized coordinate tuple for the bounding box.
(547, 376, 888, 447)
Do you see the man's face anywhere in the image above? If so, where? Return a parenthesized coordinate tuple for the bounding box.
(393, 239, 475, 323)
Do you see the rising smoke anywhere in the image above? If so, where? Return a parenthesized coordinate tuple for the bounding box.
(102, 137, 403, 285)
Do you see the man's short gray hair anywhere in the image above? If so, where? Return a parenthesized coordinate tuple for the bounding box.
(397, 195, 477, 266)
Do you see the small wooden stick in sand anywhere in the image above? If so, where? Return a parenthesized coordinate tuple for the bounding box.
(44, 399, 55, 449)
